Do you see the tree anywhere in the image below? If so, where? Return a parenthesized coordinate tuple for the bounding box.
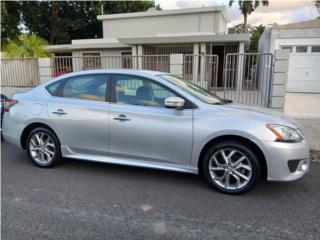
(1, 1, 22, 47)
(18, 1, 160, 45)
(249, 25, 265, 52)
(234, 23, 265, 52)
(229, 1, 269, 32)
(234, 23, 254, 33)
(4, 34, 53, 58)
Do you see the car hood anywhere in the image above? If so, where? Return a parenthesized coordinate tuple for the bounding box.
(218, 103, 301, 129)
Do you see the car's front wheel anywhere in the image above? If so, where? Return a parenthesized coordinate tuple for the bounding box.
(201, 140, 261, 194)
(26, 127, 61, 167)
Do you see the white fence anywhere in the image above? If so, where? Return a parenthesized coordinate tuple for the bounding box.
(1, 58, 40, 87)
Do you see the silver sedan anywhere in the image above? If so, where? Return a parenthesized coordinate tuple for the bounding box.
(2, 69, 310, 194)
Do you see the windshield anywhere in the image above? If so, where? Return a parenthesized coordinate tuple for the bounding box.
(159, 74, 225, 105)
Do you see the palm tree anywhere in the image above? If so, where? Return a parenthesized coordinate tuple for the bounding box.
(229, 0, 269, 32)
(4, 34, 53, 58)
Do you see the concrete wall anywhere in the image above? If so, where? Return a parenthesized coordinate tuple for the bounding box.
(102, 12, 225, 38)
(258, 27, 272, 54)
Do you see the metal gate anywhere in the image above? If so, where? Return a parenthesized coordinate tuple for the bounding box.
(223, 53, 273, 107)
(183, 54, 219, 90)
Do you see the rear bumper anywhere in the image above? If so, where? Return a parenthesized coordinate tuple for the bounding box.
(263, 140, 310, 181)
(2, 112, 24, 148)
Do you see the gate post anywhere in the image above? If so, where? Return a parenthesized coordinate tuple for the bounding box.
(270, 49, 290, 111)
(170, 54, 183, 77)
(38, 58, 53, 84)
(236, 42, 245, 91)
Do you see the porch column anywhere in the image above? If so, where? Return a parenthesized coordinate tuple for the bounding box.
(131, 45, 138, 69)
(236, 42, 245, 91)
(137, 45, 143, 69)
(192, 43, 199, 82)
(199, 43, 207, 88)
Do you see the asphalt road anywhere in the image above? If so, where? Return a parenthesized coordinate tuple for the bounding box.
(2, 141, 320, 240)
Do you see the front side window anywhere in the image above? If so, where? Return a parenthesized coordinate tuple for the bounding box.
(61, 75, 108, 102)
(114, 75, 176, 107)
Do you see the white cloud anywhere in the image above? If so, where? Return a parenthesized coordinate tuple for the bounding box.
(155, 0, 319, 26)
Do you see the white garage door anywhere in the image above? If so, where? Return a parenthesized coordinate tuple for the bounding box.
(287, 46, 320, 93)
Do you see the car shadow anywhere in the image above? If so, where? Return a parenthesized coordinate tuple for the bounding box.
(61, 157, 313, 197)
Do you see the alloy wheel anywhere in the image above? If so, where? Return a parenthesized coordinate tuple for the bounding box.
(29, 132, 55, 164)
(208, 148, 252, 190)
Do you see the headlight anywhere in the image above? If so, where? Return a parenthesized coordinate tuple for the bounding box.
(266, 124, 303, 143)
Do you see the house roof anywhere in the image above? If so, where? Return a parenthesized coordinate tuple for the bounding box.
(47, 39, 129, 53)
(273, 18, 320, 30)
(97, 6, 229, 22)
(118, 33, 250, 45)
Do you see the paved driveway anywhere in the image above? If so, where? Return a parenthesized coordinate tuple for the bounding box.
(2, 141, 320, 240)
(285, 93, 320, 119)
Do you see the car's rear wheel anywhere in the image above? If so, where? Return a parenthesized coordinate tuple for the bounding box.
(26, 127, 61, 167)
(201, 140, 261, 194)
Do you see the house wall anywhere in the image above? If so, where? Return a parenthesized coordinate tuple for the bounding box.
(258, 27, 272, 53)
(71, 48, 131, 70)
(259, 27, 320, 53)
(102, 12, 226, 38)
(259, 26, 320, 93)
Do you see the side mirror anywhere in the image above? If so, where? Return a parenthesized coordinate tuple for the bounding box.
(165, 97, 185, 110)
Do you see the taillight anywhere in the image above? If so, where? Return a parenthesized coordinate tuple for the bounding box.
(4, 99, 19, 112)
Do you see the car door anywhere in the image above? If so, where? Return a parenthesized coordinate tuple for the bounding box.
(47, 74, 109, 156)
(109, 74, 193, 165)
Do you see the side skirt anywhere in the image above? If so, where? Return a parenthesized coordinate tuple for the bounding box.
(61, 146, 198, 175)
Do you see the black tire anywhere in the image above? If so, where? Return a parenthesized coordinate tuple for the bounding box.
(201, 140, 261, 194)
(26, 127, 62, 168)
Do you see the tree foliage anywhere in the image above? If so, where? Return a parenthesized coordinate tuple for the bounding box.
(234, 24, 265, 52)
(1, 1, 22, 46)
(248, 25, 265, 52)
(2, 1, 160, 45)
(229, 1, 269, 32)
(4, 34, 53, 58)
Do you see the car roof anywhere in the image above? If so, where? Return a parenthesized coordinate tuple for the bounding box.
(56, 69, 167, 78)
(41, 69, 171, 88)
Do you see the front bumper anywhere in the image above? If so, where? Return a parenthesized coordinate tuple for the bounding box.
(263, 139, 310, 181)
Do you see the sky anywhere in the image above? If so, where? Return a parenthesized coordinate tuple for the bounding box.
(154, 0, 319, 27)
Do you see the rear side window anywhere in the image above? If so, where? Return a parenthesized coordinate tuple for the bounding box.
(46, 81, 61, 96)
(61, 75, 108, 102)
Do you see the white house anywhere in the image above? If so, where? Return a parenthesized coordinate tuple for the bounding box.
(48, 6, 250, 87)
(259, 18, 320, 93)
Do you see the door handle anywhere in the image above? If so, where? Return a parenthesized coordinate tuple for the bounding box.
(52, 109, 67, 115)
(113, 114, 130, 121)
